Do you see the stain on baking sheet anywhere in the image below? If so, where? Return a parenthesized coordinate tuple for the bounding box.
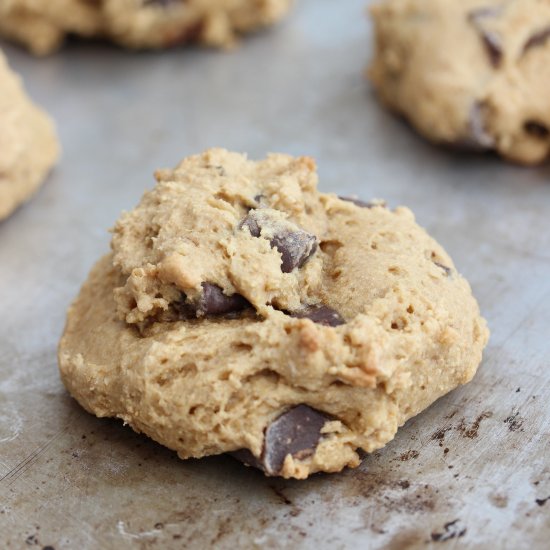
(269, 484, 292, 505)
(504, 409, 524, 432)
(457, 411, 493, 439)
(431, 426, 452, 446)
(336, 468, 449, 537)
(488, 492, 508, 508)
(399, 449, 419, 461)
(431, 519, 467, 542)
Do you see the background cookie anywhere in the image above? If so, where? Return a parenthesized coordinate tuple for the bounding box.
(58, 149, 489, 479)
(0, 0, 292, 55)
(0, 50, 59, 221)
(369, 0, 550, 165)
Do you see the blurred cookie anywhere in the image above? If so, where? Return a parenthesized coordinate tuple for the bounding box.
(369, 0, 550, 164)
(58, 149, 488, 479)
(0, 50, 59, 221)
(0, 0, 292, 55)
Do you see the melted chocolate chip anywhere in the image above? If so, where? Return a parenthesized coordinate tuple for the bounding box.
(290, 305, 345, 327)
(232, 405, 329, 475)
(240, 210, 317, 273)
(339, 196, 385, 208)
(468, 8, 503, 67)
(194, 283, 250, 316)
(524, 27, 550, 53)
(524, 121, 550, 139)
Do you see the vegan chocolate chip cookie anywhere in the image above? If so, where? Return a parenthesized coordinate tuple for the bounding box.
(369, 0, 550, 165)
(0, 0, 291, 55)
(0, 50, 59, 221)
(58, 149, 489, 479)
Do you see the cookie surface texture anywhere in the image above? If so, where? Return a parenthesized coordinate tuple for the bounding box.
(0, 0, 292, 55)
(58, 149, 489, 479)
(0, 50, 59, 221)
(369, 0, 550, 164)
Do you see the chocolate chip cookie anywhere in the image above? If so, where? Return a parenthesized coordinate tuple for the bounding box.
(58, 149, 489, 479)
(0, 50, 59, 221)
(0, 0, 291, 55)
(369, 0, 550, 165)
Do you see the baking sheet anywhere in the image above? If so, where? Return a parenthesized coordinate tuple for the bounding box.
(1, 1, 549, 548)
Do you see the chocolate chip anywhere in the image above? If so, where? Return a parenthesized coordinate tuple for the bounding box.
(523, 27, 550, 53)
(232, 405, 330, 475)
(240, 214, 261, 237)
(240, 210, 317, 273)
(479, 30, 502, 67)
(468, 8, 503, 67)
(434, 262, 452, 276)
(290, 305, 345, 327)
(524, 121, 550, 139)
(271, 231, 317, 273)
(194, 283, 250, 316)
(339, 196, 385, 209)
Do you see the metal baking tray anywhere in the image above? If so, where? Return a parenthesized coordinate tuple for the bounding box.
(1, 0, 549, 547)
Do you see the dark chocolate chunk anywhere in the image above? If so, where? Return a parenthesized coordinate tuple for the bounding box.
(240, 214, 261, 237)
(434, 262, 452, 276)
(523, 27, 550, 53)
(232, 405, 330, 475)
(524, 121, 550, 139)
(271, 231, 317, 273)
(468, 8, 503, 67)
(240, 210, 317, 273)
(339, 196, 385, 209)
(290, 305, 345, 327)
(194, 283, 250, 316)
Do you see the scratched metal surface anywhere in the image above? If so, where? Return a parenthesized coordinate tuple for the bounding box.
(1, 1, 549, 548)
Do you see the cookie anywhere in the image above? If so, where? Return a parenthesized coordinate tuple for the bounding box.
(0, 0, 292, 55)
(0, 50, 59, 221)
(58, 149, 489, 479)
(369, 0, 550, 165)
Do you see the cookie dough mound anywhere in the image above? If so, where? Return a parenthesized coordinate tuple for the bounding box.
(0, 0, 292, 55)
(58, 149, 489, 479)
(0, 50, 59, 221)
(369, 0, 550, 165)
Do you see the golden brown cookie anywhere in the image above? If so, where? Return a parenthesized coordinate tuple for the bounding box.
(369, 0, 550, 164)
(0, 50, 59, 221)
(58, 149, 489, 479)
(0, 0, 292, 55)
